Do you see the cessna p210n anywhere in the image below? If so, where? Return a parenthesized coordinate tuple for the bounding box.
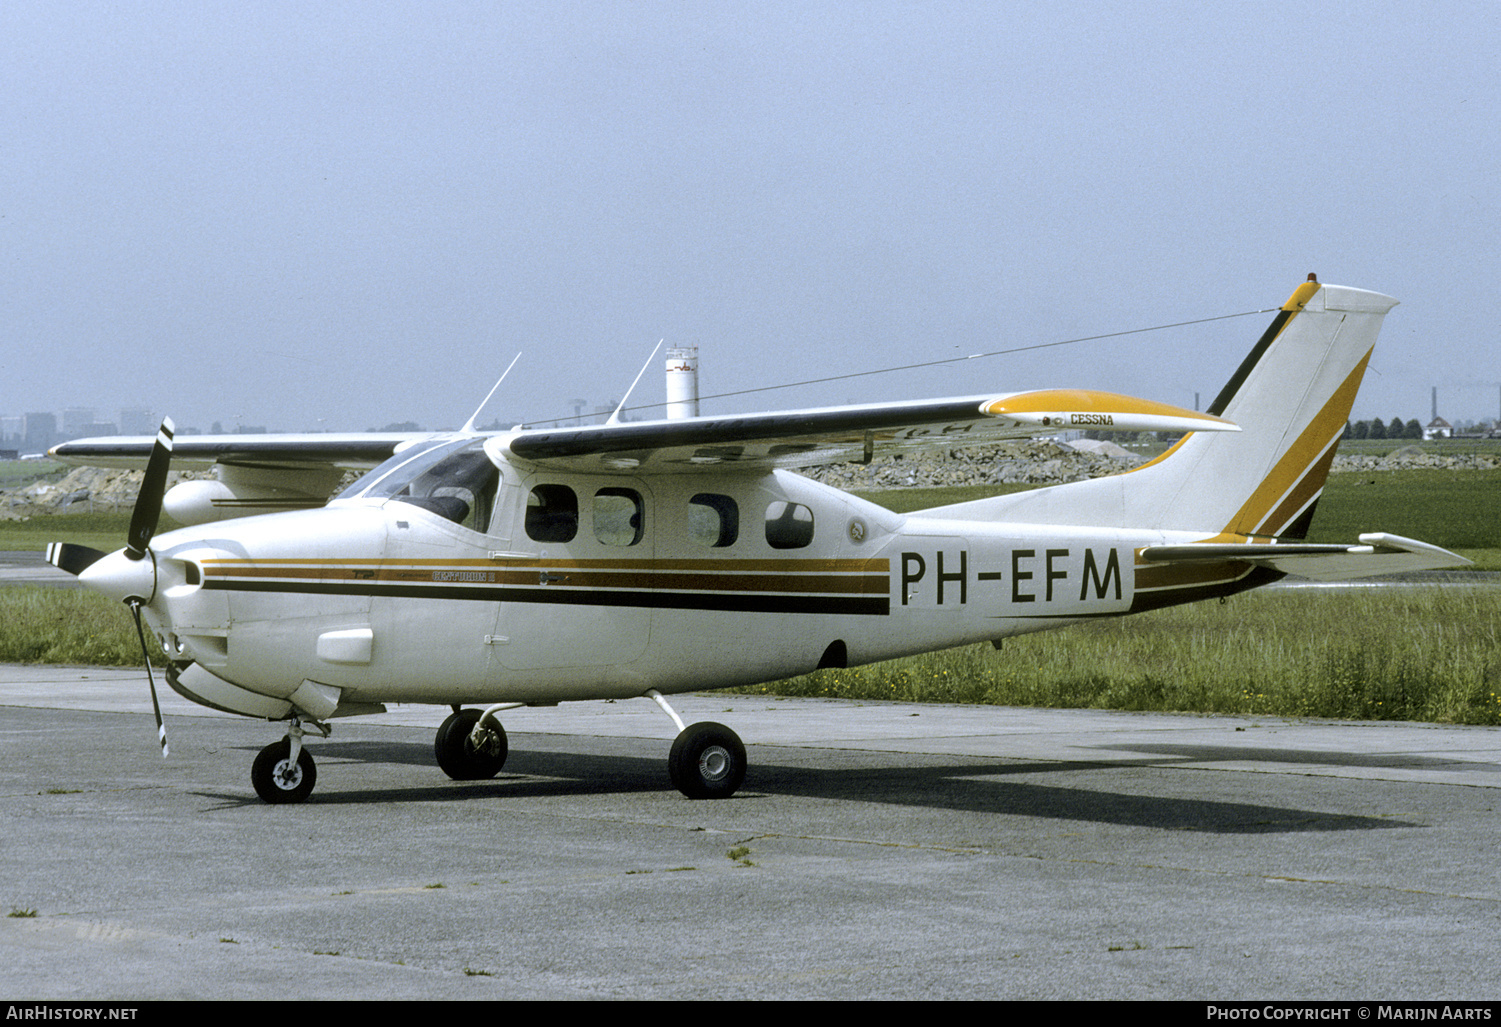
(48, 277, 1467, 803)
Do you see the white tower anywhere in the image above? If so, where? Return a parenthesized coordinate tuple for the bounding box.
(665, 346, 699, 421)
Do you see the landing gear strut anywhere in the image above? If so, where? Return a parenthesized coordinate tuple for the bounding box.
(649, 691, 746, 799)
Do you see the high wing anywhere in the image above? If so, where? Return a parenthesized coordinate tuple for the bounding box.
(51, 390, 1234, 477)
(49, 431, 427, 524)
(1139, 533, 1470, 580)
(49, 432, 419, 472)
(500, 390, 1236, 473)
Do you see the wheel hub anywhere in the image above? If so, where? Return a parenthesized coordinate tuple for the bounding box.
(273, 760, 303, 789)
(698, 745, 731, 782)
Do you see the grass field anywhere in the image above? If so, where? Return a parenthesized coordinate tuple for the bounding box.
(735, 587, 1501, 726)
(3, 463, 1496, 724)
(3, 582, 1497, 724)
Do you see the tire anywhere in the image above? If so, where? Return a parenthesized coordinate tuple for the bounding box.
(251, 739, 317, 804)
(435, 708, 508, 780)
(668, 721, 745, 799)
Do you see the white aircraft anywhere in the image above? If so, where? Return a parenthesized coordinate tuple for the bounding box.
(47, 277, 1467, 803)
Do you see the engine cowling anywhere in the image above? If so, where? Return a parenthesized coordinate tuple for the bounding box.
(164, 464, 347, 525)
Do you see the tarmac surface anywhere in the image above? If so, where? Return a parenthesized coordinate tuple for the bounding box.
(2, 663, 1499, 1000)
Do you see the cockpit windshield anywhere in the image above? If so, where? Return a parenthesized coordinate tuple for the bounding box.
(337, 438, 499, 530)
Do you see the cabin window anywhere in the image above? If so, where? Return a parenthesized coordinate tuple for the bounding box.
(525, 485, 578, 543)
(764, 500, 814, 549)
(688, 493, 738, 548)
(594, 488, 644, 546)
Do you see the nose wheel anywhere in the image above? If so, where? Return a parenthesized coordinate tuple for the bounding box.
(251, 738, 317, 804)
(250, 717, 326, 804)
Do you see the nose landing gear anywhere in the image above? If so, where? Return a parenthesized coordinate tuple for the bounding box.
(251, 717, 326, 804)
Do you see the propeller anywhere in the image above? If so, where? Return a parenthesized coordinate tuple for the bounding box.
(127, 418, 175, 560)
(127, 417, 175, 757)
(47, 417, 177, 757)
(130, 599, 169, 758)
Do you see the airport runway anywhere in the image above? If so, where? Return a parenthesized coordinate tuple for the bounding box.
(1, 665, 1498, 1000)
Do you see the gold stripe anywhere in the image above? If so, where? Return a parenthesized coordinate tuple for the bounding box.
(1129, 432, 1192, 473)
(204, 563, 889, 595)
(1221, 348, 1372, 536)
(983, 390, 1230, 423)
(1255, 440, 1338, 536)
(1282, 280, 1321, 312)
(203, 556, 890, 573)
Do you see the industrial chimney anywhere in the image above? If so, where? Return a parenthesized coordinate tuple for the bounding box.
(665, 346, 699, 420)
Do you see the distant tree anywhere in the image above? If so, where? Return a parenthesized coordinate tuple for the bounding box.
(1341, 421, 1352, 440)
(1404, 418, 1423, 439)
(1351, 420, 1369, 440)
(1368, 418, 1386, 440)
(1388, 417, 1407, 439)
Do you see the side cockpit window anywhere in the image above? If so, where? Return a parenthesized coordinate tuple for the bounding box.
(688, 493, 739, 548)
(343, 438, 499, 531)
(526, 485, 578, 543)
(764, 500, 814, 549)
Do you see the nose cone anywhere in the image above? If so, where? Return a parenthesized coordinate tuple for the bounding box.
(78, 549, 157, 605)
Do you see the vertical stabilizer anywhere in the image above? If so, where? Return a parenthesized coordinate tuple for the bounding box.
(931, 279, 1398, 538)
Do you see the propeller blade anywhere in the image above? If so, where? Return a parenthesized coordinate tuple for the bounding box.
(129, 601, 169, 758)
(45, 542, 108, 577)
(126, 417, 175, 560)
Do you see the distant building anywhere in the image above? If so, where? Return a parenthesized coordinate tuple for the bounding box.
(23, 412, 57, 453)
(61, 407, 96, 438)
(119, 408, 156, 434)
(1423, 416, 1452, 441)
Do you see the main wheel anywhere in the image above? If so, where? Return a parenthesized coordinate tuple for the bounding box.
(435, 708, 508, 780)
(251, 738, 317, 804)
(668, 721, 745, 799)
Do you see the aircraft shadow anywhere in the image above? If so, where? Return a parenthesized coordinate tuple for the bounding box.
(245, 738, 1414, 833)
(1091, 741, 1500, 775)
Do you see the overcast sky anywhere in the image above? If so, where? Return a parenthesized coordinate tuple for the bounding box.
(4, 0, 1497, 434)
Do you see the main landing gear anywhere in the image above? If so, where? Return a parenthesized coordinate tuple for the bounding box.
(435, 705, 511, 780)
(247, 695, 747, 803)
(433, 692, 747, 800)
(651, 690, 746, 799)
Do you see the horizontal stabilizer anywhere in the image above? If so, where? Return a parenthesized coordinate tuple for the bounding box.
(1139, 533, 1471, 581)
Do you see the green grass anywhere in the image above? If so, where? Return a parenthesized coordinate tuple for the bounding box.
(1308, 468, 1501, 552)
(0, 512, 135, 553)
(4, 582, 1499, 725)
(0, 586, 156, 666)
(736, 587, 1501, 725)
(0, 459, 66, 484)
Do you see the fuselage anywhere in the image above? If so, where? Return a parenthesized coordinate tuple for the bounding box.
(129, 443, 1262, 717)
